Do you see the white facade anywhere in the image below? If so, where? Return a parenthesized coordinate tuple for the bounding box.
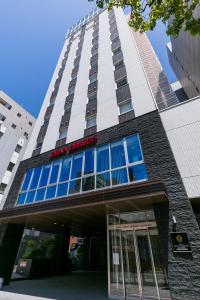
(0, 91, 35, 208)
(161, 97, 200, 199)
(23, 7, 157, 160)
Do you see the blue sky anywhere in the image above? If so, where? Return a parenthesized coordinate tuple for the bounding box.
(0, 0, 176, 117)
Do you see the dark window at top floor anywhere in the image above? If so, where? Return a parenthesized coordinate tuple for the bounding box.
(29, 121, 33, 126)
(17, 113, 22, 118)
(115, 60, 124, 70)
(11, 123, 16, 129)
(15, 144, 22, 153)
(117, 77, 128, 89)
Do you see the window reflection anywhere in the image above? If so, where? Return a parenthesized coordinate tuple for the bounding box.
(57, 182, 68, 197)
(111, 140, 126, 169)
(35, 188, 46, 202)
(69, 179, 81, 194)
(71, 154, 83, 179)
(112, 168, 128, 185)
(97, 145, 109, 172)
(128, 164, 147, 182)
(26, 190, 36, 204)
(84, 149, 94, 175)
(49, 161, 60, 184)
(21, 169, 33, 191)
(30, 167, 42, 190)
(46, 185, 56, 199)
(82, 176, 94, 191)
(17, 193, 26, 205)
(39, 165, 51, 187)
(59, 158, 71, 182)
(96, 172, 110, 188)
(126, 135, 142, 163)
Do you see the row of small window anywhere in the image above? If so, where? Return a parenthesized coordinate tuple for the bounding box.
(59, 100, 133, 140)
(17, 163, 147, 205)
(20, 134, 145, 194)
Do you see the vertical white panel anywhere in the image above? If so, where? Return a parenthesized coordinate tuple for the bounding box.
(67, 25, 93, 142)
(97, 10, 119, 131)
(42, 38, 79, 152)
(114, 8, 156, 116)
(23, 39, 69, 159)
(161, 98, 200, 198)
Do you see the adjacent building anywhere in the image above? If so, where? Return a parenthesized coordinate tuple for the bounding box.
(167, 6, 200, 99)
(1, 7, 200, 300)
(0, 91, 35, 209)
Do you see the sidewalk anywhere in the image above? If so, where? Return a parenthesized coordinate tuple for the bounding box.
(0, 272, 108, 300)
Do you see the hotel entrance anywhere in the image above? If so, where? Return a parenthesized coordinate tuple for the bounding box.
(107, 210, 170, 300)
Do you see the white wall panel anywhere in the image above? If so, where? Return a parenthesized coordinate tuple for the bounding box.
(42, 38, 79, 151)
(23, 39, 69, 159)
(97, 10, 119, 131)
(67, 25, 93, 142)
(161, 98, 200, 198)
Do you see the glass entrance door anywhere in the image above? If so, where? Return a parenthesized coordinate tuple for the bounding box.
(107, 211, 170, 300)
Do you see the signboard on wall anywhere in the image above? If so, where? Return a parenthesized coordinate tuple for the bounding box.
(170, 232, 191, 253)
(50, 135, 97, 159)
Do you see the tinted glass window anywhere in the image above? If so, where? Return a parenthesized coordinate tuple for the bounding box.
(69, 179, 81, 194)
(26, 190, 36, 204)
(97, 145, 109, 172)
(126, 135, 142, 163)
(128, 164, 147, 182)
(84, 149, 94, 175)
(57, 182, 68, 197)
(71, 154, 83, 179)
(82, 176, 94, 191)
(21, 169, 33, 191)
(35, 188, 46, 202)
(30, 167, 42, 190)
(39, 165, 51, 187)
(46, 185, 57, 199)
(111, 140, 126, 169)
(49, 161, 60, 184)
(59, 158, 71, 182)
(112, 168, 128, 185)
(96, 172, 110, 189)
(17, 193, 26, 205)
(119, 101, 133, 114)
(117, 77, 127, 88)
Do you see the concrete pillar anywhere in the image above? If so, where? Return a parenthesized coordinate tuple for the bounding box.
(0, 223, 24, 285)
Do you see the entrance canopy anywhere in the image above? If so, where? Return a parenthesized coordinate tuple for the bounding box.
(0, 180, 168, 233)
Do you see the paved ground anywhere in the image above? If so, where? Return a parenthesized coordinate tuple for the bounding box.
(0, 272, 108, 300)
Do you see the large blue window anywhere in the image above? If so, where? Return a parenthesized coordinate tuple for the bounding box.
(59, 158, 71, 182)
(71, 154, 83, 179)
(112, 168, 128, 186)
(84, 149, 94, 175)
(21, 169, 33, 191)
(35, 188, 46, 202)
(46, 185, 56, 199)
(26, 190, 36, 204)
(39, 165, 51, 187)
(97, 145, 109, 172)
(17, 134, 148, 206)
(126, 135, 143, 163)
(30, 167, 42, 190)
(111, 140, 126, 169)
(49, 161, 60, 184)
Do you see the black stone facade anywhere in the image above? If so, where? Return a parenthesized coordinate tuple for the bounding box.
(2, 110, 200, 299)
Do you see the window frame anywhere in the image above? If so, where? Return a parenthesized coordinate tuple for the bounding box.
(118, 100, 133, 115)
(16, 134, 147, 206)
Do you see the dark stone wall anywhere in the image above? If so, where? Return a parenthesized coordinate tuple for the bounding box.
(3, 110, 200, 299)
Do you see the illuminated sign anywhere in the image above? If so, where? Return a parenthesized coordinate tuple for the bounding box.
(50, 135, 97, 159)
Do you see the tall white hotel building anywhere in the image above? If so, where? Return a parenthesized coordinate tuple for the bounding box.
(1, 7, 200, 300)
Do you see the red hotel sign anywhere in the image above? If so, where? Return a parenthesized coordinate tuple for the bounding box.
(50, 135, 97, 159)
